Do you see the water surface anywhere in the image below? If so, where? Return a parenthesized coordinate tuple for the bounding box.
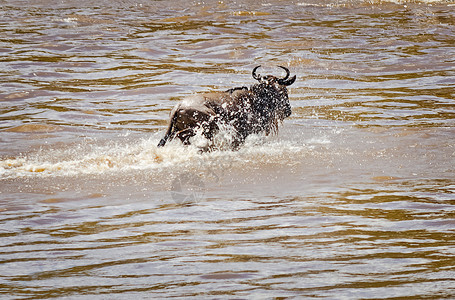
(1, 0, 454, 298)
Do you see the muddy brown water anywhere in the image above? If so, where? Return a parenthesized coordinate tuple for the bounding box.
(1, 0, 454, 298)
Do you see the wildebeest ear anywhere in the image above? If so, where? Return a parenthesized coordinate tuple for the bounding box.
(278, 75, 296, 86)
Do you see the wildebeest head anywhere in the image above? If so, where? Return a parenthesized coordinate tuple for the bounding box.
(250, 65, 296, 133)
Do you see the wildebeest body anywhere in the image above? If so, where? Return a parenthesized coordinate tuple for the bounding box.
(158, 66, 296, 149)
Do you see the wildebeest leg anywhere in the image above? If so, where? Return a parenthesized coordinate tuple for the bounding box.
(157, 113, 179, 147)
(201, 119, 219, 141)
(230, 134, 245, 150)
(158, 102, 217, 147)
(157, 129, 173, 147)
(175, 128, 195, 145)
(175, 123, 216, 146)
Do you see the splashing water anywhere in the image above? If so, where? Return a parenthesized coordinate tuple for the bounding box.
(1, 0, 454, 298)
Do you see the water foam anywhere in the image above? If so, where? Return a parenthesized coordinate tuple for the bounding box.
(0, 134, 308, 180)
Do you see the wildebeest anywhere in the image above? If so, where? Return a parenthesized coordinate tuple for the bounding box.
(157, 65, 296, 150)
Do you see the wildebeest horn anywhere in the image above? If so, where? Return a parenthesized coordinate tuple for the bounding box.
(278, 66, 290, 80)
(277, 66, 296, 86)
(252, 65, 261, 81)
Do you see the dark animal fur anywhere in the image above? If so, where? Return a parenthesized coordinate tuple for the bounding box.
(158, 66, 296, 150)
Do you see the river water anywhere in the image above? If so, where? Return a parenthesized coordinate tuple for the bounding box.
(1, 0, 454, 298)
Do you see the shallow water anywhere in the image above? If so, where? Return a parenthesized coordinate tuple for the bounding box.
(1, 0, 454, 298)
